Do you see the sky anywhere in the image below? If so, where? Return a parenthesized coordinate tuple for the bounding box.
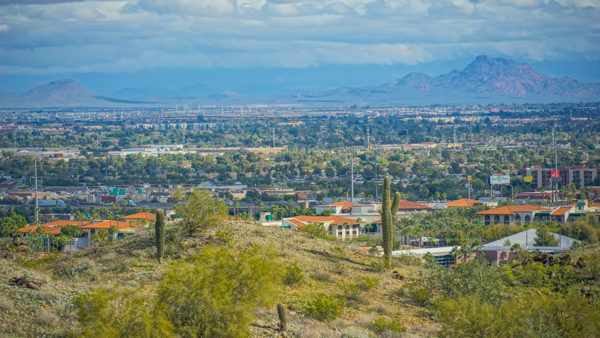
(0, 0, 599, 95)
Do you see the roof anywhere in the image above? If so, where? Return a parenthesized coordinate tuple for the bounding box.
(481, 229, 578, 251)
(326, 201, 360, 210)
(447, 198, 481, 208)
(477, 205, 549, 216)
(18, 220, 90, 235)
(121, 212, 156, 220)
(397, 200, 431, 210)
(550, 207, 571, 216)
(81, 220, 134, 231)
(286, 215, 364, 227)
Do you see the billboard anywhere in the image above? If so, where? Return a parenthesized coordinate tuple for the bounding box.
(550, 169, 561, 178)
(523, 175, 533, 183)
(490, 175, 510, 185)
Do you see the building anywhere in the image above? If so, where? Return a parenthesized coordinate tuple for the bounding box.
(281, 215, 365, 239)
(446, 198, 483, 209)
(564, 167, 599, 189)
(121, 212, 156, 227)
(314, 201, 360, 215)
(477, 205, 550, 225)
(397, 200, 432, 213)
(525, 166, 599, 190)
(481, 229, 578, 264)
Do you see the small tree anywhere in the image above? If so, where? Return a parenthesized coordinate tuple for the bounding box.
(534, 229, 559, 247)
(155, 209, 165, 263)
(61, 225, 84, 238)
(176, 189, 228, 236)
(0, 210, 27, 237)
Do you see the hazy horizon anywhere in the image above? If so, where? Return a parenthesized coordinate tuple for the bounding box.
(1, 1, 599, 96)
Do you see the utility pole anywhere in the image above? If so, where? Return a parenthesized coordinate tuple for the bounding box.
(34, 157, 39, 224)
(375, 164, 379, 201)
(366, 127, 370, 150)
(553, 126, 558, 203)
(272, 128, 275, 148)
(350, 147, 355, 202)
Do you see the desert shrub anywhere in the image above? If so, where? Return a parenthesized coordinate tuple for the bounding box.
(371, 317, 406, 336)
(157, 244, 283, 337)
(343, 275, 380, 301)
(311, 271, 332, 282)
(436, 290, 600, 338)
(283, 264, 304, 285)
(559, 218, 599, 243)
(298, 223, 334, 240)
(303, 293, 345, 322)
(409, 285, 431, 305)
(74, 288, 174, 338)
(54, 261, 93, 279)
(424, 258, 505, 303)
(355, 275, 379, 291)
(396, 254, 423, 266)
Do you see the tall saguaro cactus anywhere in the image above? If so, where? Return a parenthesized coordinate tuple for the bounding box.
(381, 176, 400, 268)
(155, 209, 165, 263)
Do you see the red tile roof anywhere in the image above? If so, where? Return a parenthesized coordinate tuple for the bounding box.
(397, 200, 431, 210)
(18, 220, 90, 235)
(551, 207, 571, 216)
(81, 220, 134, 230)
(121, 212, 156, 220)
(447, 198, 482, 208)
(477, 205, 549, 216)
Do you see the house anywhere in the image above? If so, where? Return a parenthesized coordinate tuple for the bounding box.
(281, 215, 365, 239)
(18, 220, 90, 236)
(476, 205, 550, 225)
(81, 220, 136, 241)
(480, 229, 578, 264)
(446, 198, 483, 209)
(121, 212, 156, 227)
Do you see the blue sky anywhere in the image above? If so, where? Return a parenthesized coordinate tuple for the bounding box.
(0, 0, 599, 95)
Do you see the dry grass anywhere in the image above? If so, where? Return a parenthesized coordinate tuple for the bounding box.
(0, 221, 436, 337)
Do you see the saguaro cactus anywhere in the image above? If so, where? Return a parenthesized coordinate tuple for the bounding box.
(155, 209, 165, 263)
(277, 303, 287, 331)
(381, 176, 400, 268)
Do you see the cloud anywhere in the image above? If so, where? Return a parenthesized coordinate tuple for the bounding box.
(0, 0, 598, 75)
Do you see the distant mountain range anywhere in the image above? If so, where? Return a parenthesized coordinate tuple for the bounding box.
(1, 56, 599, 108)
(300, 55, 600, 104)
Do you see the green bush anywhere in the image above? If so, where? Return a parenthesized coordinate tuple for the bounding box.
(283, 264, 304, 285)
(303, 293, 345, 322)
(74, 288, 174, 338)
(157, 244, 283, 337)
(298, 223, 334, 240)
(436, 290, 600, 338)
(61, 225, 84, 238)
(371, 317, 406, 335)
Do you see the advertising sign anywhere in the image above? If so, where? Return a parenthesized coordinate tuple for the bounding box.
(550, 169, 561, 178)
(523, 175, 533, 183)
(490, 175, 510, 185)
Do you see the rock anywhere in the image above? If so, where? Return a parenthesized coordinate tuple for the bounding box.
(10, 276, 43, 290)
(391, 271, 405, 280)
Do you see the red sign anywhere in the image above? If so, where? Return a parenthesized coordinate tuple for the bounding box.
(550, 169, 560, 178)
